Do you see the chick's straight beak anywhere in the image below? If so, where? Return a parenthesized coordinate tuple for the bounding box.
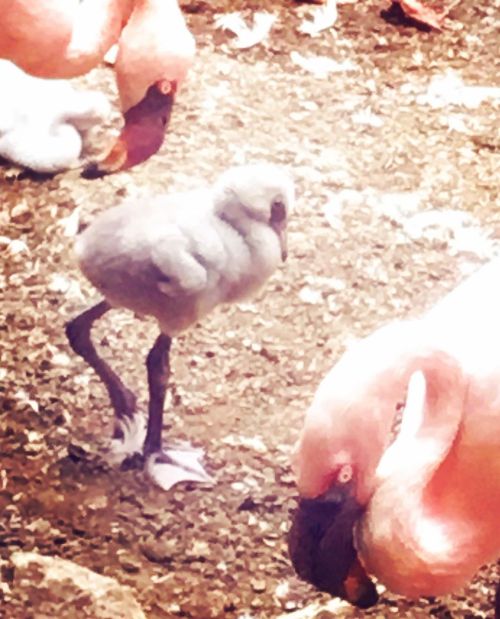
(276, 226, 288, 262)
(82, 81, 176, 178)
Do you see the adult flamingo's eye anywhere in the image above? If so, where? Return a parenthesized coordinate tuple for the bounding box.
(337, 464, 353, 484)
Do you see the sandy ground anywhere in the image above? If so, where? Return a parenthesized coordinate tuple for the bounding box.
(1, 1, 499, 617)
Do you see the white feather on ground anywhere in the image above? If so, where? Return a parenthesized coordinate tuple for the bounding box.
(298, 0, 338, 36)
(214, 12, 277, 49)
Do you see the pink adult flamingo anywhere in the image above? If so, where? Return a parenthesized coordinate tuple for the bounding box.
(289, 258, 500, 616)
(0, 0, 195, 175)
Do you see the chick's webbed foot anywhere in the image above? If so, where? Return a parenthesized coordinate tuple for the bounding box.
(110, 411, 147, 462)
(142, 333, 213, 490)
(146, 445, 213, 491)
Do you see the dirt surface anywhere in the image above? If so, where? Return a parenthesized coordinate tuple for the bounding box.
(1, 1, 499, 617)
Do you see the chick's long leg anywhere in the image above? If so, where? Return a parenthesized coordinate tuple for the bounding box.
(144, 333, 172, 456)
(143, 332, 213, 491)
(65, 300, 137, 439)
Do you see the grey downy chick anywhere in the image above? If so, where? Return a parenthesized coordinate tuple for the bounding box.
(66, 163, 295, 490)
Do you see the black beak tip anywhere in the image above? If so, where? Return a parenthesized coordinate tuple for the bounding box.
(351, 581, 379, 609)
(81, 162, 107, 179)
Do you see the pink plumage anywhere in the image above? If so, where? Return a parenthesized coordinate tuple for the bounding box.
(290, 258, 500, 613)
(0, 0, 195, 174)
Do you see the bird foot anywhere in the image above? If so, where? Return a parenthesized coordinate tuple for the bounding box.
(109, 412, 147, 463)
(145, 444, 214, 491)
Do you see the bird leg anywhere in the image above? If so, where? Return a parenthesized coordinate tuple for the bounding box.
(143, 332, 213, 491)
(65, 300, 139, 445)
(144, 333, 172, 456)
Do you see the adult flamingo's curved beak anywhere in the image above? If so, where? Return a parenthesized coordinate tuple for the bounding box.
(288, 482, 378, 609)
(82, 80, 176, 178)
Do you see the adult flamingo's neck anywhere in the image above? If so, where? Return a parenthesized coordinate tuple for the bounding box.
(62, 0, 133, 77)
(357, 352, 475, 596)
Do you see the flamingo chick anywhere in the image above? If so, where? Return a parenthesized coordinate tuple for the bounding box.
(0, 0, 195, 175)
(0, 60, 110, 173)
(66, 163, 295, 490)
(289, 258, 500, 614)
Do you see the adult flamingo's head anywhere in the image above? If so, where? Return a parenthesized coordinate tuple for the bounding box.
(83, 0, 195, 177)
(294, 321, 420, 503)
(288, 321, 428, 607)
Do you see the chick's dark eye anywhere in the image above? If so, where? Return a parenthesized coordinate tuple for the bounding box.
(270, 199, 286, 224)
